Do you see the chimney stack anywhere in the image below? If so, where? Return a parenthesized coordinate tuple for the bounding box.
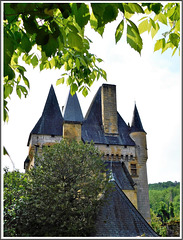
(101, 84, 118, 135)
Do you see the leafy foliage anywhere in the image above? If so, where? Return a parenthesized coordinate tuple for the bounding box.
(3, 140, 110, 237)
(3, 3, 180, 122)
(149, 181, 180, 236)
(3, 168, 29, 236)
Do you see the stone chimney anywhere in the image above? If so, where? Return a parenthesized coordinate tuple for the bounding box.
(101, 84, 118, 135)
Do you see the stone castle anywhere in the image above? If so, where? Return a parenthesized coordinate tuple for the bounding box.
(24, 84, 158, 237)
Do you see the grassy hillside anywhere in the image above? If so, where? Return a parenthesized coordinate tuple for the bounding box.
(149, 181, 180, 217)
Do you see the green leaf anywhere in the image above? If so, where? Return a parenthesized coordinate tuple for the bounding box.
(171, 47, 177, 56)
(82, 87, 88, 97)
(123, 3, 134, 14)
(68, 58, 73, 69)
(56, 77, 65, 85)
(16, 86, 21, 99)
(151, 22, 160, 39)
(174, 19, 180, 32)
(21, 34, 32, 53)
(4, 84, 13, 99)
(169, 33, 179, 48)
(35, 28, 49, 46)
(103, 4, 118, 24)
(127, 23, 143, 54)
(70, 83, 78, 95)
(49, 57, 56, 69)
(66, 76, 73, 86)
(96, 58, 103, 63)
(42, 35, 58, 57)
(127, 3, 144, 13)
(67, 32, 83, 51)
(115, 20, 124, 43)
(79, 57, 87, 67)
(23, 16, 38, 35)
(4, 65, 15, 80)
(157, 13, 167, 25)
(161, 42, 174, 54)
(76, 58, 80, 70)
(72, 3, 90, 29)
(23, 76, 30, 88)
(127, 19, 139, 33)
(154, 38, 165, 52)
(150, 18, 156, 29)
(138, 19, 149, 34)
(90, 12, 98, 29)
(31, 55, 38, 68)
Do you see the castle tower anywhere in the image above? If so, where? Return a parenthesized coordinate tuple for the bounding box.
(129, 104, 151, 223)
(63, 91, 83, 141)
(26, 85, 63, 170)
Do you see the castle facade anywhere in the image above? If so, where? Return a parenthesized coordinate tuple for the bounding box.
(24, 84, 157, 236)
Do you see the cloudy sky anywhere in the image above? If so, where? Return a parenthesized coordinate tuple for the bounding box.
(2, 9, 181, 184)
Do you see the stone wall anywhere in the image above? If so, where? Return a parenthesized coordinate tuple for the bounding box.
(101, 84, 118, 134)
(63, 123, 81, 141)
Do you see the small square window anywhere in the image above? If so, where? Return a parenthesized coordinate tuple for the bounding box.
(131, 164, 137, 176)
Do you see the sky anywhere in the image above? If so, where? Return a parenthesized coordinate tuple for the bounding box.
(2, 6, 181, 184)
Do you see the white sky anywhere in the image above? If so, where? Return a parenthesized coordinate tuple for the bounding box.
(2, 7, 181, 184)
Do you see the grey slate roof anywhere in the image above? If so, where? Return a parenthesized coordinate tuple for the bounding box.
(27, 85, 64, 145)
(105, 161, 135, 190)
(63, 91, 83, 123)
(82, 87, 135, 145)
(92, 181, 158, 237)
(131, 104, 146, 133)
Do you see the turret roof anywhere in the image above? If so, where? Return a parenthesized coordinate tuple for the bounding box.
(27, 85, 63, 145)
(130, 104, 146, 133)
(63, 91, 83, 122)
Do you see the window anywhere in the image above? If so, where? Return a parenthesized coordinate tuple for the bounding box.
(131, 164, 137, 176)
(125, 155, 128, 160)
(130, 155, 133, 160)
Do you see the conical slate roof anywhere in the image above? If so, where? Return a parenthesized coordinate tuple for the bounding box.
(27, 85, 63, 145)
(130, 104, 146, 133)
(63, 91, 83, 122)
(82, 87, 135, 145)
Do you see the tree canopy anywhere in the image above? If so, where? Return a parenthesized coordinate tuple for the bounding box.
(3, 2, 180, 122)
(3, 140, 110, 237)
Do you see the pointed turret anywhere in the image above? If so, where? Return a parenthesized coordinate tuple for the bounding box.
(63, 91, 83, 141)
(131, 104, 145, 133)
(63, 92, 83, 122)
(26, 85, 64, 171)
(28, 85, 63, 145)
(129, 103, 150, 223)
